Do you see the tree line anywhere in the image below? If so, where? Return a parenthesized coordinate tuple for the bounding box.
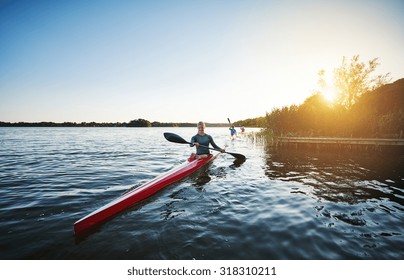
(0, 121, 126, 127)
(0, 119, 230, 128)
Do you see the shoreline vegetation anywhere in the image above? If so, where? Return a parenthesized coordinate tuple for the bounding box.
(261, 77, 404, 139)
(1, 56, 403, 139)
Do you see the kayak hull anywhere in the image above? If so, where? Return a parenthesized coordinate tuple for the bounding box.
(74, 152, 219, 236)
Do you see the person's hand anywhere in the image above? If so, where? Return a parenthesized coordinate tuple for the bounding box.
(194, 142, 200, 147)
(220, 148, 225, 153)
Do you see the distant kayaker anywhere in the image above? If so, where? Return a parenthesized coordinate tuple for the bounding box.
(190, 121, 225, 159)
(229, 125, 237, 140)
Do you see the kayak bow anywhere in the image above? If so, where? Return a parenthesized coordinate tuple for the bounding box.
(74, 152, 219, 236)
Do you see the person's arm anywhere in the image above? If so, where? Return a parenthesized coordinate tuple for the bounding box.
(190, 135, 196, 147)
(208, 135, 224, 152)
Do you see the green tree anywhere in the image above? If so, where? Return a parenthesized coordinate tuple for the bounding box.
(127, 118, 151, 127)
(334, 55, 390, 108)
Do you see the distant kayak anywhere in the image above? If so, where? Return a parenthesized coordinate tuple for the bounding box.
(74, 152, 220, 236)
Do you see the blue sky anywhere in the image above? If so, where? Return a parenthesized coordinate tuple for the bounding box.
(1, 0, 403, 123)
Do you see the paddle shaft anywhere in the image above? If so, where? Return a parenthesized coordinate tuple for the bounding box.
(193, 142, 245, 160)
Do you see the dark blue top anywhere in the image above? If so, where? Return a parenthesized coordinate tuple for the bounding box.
(190, 134, 222, 155)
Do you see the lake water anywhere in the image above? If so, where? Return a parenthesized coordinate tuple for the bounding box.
(0, 127, 403, 259)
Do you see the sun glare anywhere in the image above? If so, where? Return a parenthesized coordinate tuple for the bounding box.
(322, 85, 338, 103)
(320, 72, 338, 104)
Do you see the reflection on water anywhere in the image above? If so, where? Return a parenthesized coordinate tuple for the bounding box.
(229, 158, 246, 169)
(193, 175, 211, 187)
(265, 147, 403, 205)
(265, 146, 404, 247)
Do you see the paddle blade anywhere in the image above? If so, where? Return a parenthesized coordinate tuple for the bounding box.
(163, 132, 190, 144)
(227, 151, 246, 161)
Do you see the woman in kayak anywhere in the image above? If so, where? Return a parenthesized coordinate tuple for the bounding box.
(190, 121, 225, 159)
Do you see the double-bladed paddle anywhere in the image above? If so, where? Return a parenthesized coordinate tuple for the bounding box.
(163, 132, 246, 161)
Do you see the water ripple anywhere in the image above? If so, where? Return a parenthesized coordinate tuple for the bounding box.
(0, 127, 403, 259)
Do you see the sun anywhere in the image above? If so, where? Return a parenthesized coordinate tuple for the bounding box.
(322, 85, 338, 104)
(317, 69, 338, 104)
(320, 72, 338, 104)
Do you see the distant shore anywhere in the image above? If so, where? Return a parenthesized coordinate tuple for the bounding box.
(0, 121, 230, 127)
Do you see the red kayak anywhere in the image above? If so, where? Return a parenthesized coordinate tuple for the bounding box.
(74, 152, 219, 236)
